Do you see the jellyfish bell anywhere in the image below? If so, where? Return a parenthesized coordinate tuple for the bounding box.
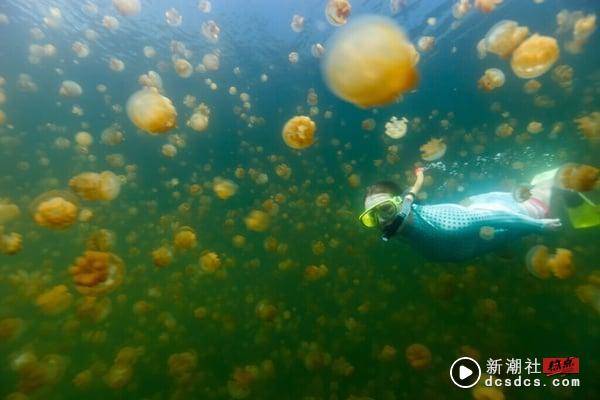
(405, 343, 432, 369)
(59, 80, 83, 97)
(201, 20, 220, 43)
(165, 8, 182, 26)
(291, 14, 304, 32)
(483, 20, 529, 58)
(525, 245, 551, 279)
(69, 171, 121, 201)
(126, 88, 177, 134)
(69, 251, 125, 295)
(322, 15, 419, 108)
(31, 190, 79, 229)
(510, 34, 559, 79)
(420, 138, 446, 161)
(325, 0, 351, 26)
(385, 116, 408, 138)
(213, 178, 238, 200)
(174, 59, 193, 78)
(112, 0, 141, 16)
(478, 68, 505, 91)
(282, 116, 316, 149)
(555, 164, 599, 192)
(475, 0, 503, 13)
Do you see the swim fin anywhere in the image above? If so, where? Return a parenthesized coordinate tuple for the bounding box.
(530, 167, 559, 186)
(566, 193, 600, 229)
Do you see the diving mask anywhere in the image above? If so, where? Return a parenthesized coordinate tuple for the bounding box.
(359, 194, 402, 228)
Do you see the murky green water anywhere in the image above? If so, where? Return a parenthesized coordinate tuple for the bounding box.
(0, 0, 598, 399)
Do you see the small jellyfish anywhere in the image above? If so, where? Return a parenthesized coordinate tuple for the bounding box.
(0, 318, 24, 342)
(526, 121, 543, 134)
(0, 232, 23, 255)
(101, 125, 125, 145)
(291, 14, 304, 33)
(165, 8, 182, 27)
(526, 245, 551, 279)
(475, 0, 503, 13)
(126, 88, 177, 134)
(69, 251, 124, 295)
(325, 0, 351, 26)
(548, 248, 574, 279)
(452, 0, 471, 19)
(174, 227, 197, 250)
(555, 164, 598, 192)
(478, 68, 505, 91)
(102, 15, 120, 30)
(483, 20, 529, 58)
(322, 15, 419, 108)
(405, 343, 432, 369)
(187, 104, 210, 132)
(288, 52, 299, 64)
(213, 178, 238, 200)
(202, 53, 220, 70)
(174, 59, 193, 78)
(152, 246, 173, 268)
(574, 112, 600, 142)
(36, 285, 73, 315)
(551, 64, 573, 90)
(198, 0, 211, 13)
(31, 191, 78, 229)
(510, 34, 559, 79)
(69, 171, 121, 201)
(143, 46, 156, 58)
(282, 116, 316, 149)
(161, 144, 177, 158)
(420, 138, 446, 161)
(112, 0, 141, 16)
(200, 251, 221, 273)
(495, 122, 513, 138)
(201, 20, 220, 43)
(417, 36, 435, 52)
(0, 200, 20, 224)
(245, 210, 270, 232)
(311, 43, 325, 58)
(109, 57, 125, 72)
(523, 79, 541, 94)
(72, 41, 90, 58)
(479, 226, 495, 241)
(362, 118, 376, 131)
(385, 116, 408, 138)
(59, 80, 83, 97)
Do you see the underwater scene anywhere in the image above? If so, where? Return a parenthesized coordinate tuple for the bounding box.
(0, 0, 599, 399)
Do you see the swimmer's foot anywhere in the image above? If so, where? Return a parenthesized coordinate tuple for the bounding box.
(541, 218, 562, 231)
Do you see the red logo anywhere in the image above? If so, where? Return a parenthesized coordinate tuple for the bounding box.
(542, 357, 580, 376)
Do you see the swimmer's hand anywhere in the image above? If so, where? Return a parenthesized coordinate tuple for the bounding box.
(541, 218, 562, 231)
(414, 167, 425, 177)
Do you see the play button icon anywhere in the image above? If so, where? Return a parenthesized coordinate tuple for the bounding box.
(450, 357, 481, 388)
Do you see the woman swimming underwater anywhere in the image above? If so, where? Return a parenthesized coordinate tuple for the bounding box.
(359, 166, 597, 262)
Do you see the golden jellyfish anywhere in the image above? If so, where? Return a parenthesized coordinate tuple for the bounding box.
(76, 296, 112, 323)
(174, 58, 193, 78)
(143, 46, 156, 58)
(548, 248, 574, 279)
(69, 171, 121, 201)
(198, 0, 211, 13)
(203, 53, 220, 70)
(304, 264, 328, 281)
(478, 68, 505, 91)
(72, 41, 90, 58)
(475, 0, 503, 13)
(417, 36, 435, 52)
(109, 57, 125, 72)
(0, 318, 24, 342)
(173, 226, 197, 250)
(161, 143, 177, 158)
(526, 121, 543, 134)
(102, 15, 119, 30)
(523, 79, 541, 94)
(311, 43, 325, 58)
(452, 0, 471, 19)
(104, 363, 133, 389)
(112, 0, 141, 16)
(288, 51, 299, 64)
(420, 138, 446, 161)
(152, 246, 173, 268)
(275, 163, 292, 179)
(86, 229, 116, 251)
(483, 20, 529, 58)
(405, 343, 432, 369)
(165, 8, 182, 26)
(126, 88, 177, 134)
(325, 0, 351, 26)
(555, 164, 598, 192)
(291, 14, 304, 32)
(322, 15, 419, 108)
(510, 34, 559, 79)
(495, 122, 513, 138)
(72, 369, 93, 389)
(525, 245, 551, 279)
(69, 251, 124, 295)
(200, 251, 221, 273)
(36, 285, 73, 315)
(31, 191, 78, 229)
(282, 116, 316, 149)
(255, 300, 277, 321)
(378, 345, 397, 362)
(1, 232, 23, 255)
(201, 20, 220, 43)
(58, 80, 83, 97)
(101, 125, 125, 145)
(574, 112, 600, 142)
(213, 178, 238, 200)
(385, 116, 409, 138)
(245, 210, 270, 232)
(0, 200, 20, 224)
(168, 351, 197, 383)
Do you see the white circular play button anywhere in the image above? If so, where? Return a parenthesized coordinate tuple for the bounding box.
(450, 357, 481, 388)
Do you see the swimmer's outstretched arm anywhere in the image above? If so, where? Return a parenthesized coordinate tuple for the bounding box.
(406, 167, 425, 200)
(478, 211, 561, 233)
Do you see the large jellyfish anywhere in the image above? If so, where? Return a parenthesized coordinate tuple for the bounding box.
(31, 191, 78, 229)
(510, 34, 559, 79)
(35, 285, 73, 315)
(282, 116, 316, 149)
(420, 138, 446, 161)
(69, 171, 121, 201)
(58, 80, 83, 97)
(322, 15, 419, 108)
(69, 251, 124, 295)
(483, 20, 529, 58)
(126, 88, 177, 134)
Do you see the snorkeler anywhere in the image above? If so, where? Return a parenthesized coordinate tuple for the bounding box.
(359, 166, 596, 262)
